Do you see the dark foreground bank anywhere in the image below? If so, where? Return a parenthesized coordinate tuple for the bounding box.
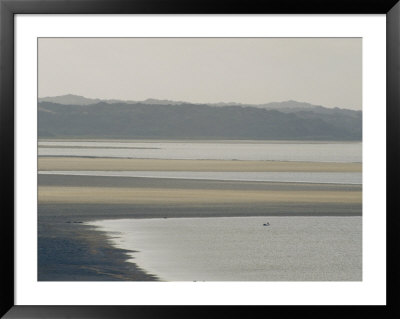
(38, 215, 159, 281)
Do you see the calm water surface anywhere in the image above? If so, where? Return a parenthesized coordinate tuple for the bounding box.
(39, 141, 362, 162)
(88, 216, 362, 281)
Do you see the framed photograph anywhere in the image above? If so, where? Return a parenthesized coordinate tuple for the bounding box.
(1, 0, 399, 318)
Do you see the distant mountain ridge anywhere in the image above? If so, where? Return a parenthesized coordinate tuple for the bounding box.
(39, 94, 189, 106)
(38, 94, 359, 114)
(38, 97, 362, 141)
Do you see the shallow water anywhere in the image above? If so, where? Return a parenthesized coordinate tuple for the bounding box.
(38, 141, 362, 162)
(88, 216, 362, 281)
(39, 170, 362, 184)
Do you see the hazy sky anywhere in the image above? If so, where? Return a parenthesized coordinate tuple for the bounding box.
(38, 38, 362, 109)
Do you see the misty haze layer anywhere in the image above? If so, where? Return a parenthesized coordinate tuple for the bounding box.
(38, 38, 362, 109)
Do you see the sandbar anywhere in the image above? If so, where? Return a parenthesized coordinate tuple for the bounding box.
(38, 157, 361, 172)
(39, 186, 361, 205)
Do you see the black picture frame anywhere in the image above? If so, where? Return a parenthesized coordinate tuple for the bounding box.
(1, 0, 399, 318)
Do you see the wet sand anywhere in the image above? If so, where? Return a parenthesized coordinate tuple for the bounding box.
(38, 157, 362, 172)
(38, 173, 362, 206)
(39, 186, 361, 205)
(38, 174, 361, 191)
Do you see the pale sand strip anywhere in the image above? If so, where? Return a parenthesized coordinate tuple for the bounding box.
(39, 139, 358, 144)
(38, 157, 361, 172)
(38, 186, 362, 205)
